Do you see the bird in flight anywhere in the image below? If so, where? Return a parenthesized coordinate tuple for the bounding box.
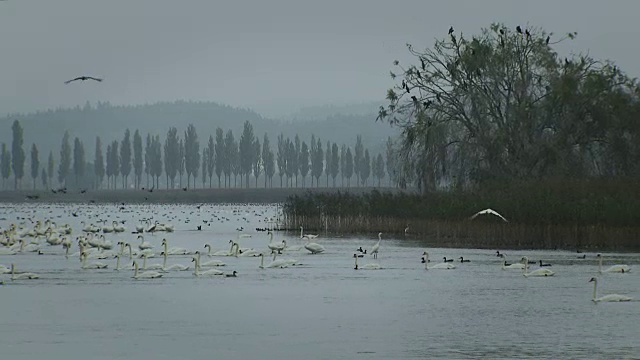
(469, 208, 508, 222)
(64, 76, 103, 84)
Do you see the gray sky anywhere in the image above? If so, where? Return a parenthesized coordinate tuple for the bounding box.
(0, 0, 638, 118)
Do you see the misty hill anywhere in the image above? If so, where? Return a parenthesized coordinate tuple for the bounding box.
(0, 101, 399, 159)
(282, 101, 386, 122)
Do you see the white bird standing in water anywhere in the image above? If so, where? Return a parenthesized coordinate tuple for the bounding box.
(371, 232, 382, 259)
(469, 208, 508, 222)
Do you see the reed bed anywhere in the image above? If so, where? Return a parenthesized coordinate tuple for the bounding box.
(282, 178, 640, 251)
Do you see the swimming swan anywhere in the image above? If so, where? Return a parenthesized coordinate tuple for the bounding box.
(80, 253, 108, 269)
(501, 259, 525, 270)
(10, 264, 39, 280)
(597, 254, 631, 274)
(204, 243, 235, 257)
(422, 252, 456, 270)
(522, 257, 554, 277)
(162, 238, 191, 255)
(137, 235, 153, 251)
(160, 251, 190, 271)
(589, 277, 632, 302)
(192, 257, 224, 276)
(258, 253, 289, 269)
(132, 261, 163, 279)
(353, 253, 381, 270)
(194, 251, 226, 267)
(139, 253, 163, 271)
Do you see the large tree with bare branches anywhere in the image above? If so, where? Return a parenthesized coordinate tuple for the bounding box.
(378, 23, 640, 191)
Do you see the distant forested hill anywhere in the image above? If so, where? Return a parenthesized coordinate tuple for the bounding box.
(0, 100, 397, 158)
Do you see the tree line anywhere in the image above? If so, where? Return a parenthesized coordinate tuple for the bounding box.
(1, 120, 394, 191)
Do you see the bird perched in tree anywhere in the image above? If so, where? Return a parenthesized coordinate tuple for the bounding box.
(546, 35, 551, 45)
(516, 25, 522, 34)
(448, 26, 454, 35)
(64, 76, 103, 84)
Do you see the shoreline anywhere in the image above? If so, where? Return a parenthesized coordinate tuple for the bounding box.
(0, 187, 409, 205)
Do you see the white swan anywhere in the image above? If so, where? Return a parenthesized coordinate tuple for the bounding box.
(304, 239, 325, 254)
(501, 258, 525, 270)
(371, 232, 381, 259)
(113, 254, 122, 271)
(102, 222, 114, 233)
(522, 256, 555, 277)
(137, 235, 153, 250)
(134, 223, 145, 234)
(272, 252, 299, 266)
(10, 264, 39, 280)
(160, 251, 190, 271)
(258, 253, 289, 269)
(194, 251, 226, 267)
(161, 238, 191, 255)
(80, 253, 108, 269)
(238, 248, 262, 257)
(353, 253, 381, 270)
(113, 221, 126, 233)
(589, 277, 632, 302)
(266, 232, 286, 254)
(204, 243, 235, 257)
(18, 240, 39, 253)
(132, 261, 163, 279)
(597, 254, 631, 274)
(139, 253, 163, 270)
(422, 252, 456, 269)
(300, 226, 318, 239)
(233, 236, 254, 255)
(123, 243, 139, 259)
(0, 248, 17, 255)
(0, 264, 11, 273)
(192, 256, 224, 276)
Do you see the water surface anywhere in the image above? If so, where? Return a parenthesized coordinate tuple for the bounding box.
(1, 204, 639, 359)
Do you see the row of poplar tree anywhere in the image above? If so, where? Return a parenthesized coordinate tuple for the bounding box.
(1, 120, 394, 190)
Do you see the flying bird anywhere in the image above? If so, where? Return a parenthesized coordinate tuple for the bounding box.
(64, 76, 103, 84)
(469, 208, 508, 222)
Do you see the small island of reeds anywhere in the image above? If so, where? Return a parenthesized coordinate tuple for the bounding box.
(282, 178, 640, 252)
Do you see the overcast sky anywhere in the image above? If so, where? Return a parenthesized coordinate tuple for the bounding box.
(0, 0, 637, 117)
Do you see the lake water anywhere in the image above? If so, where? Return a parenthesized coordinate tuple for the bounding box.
(1, 203, 639, 359)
